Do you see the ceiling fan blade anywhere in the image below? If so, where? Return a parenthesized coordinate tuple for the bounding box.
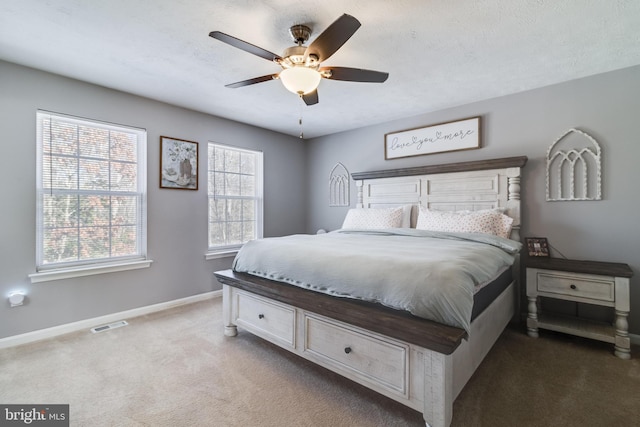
(320, 67, 389, 83)
(225, 74, 279, 88)
(304, 14, 361, 62)
(302, 90, 319, 106)
(209, 31, 282, 62)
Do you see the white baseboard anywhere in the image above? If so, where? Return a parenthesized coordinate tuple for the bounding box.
(0, 290, 222, 349)
(2, 294, 637, 350)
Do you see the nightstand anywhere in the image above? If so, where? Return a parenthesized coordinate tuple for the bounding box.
(526, 257, 633, 359)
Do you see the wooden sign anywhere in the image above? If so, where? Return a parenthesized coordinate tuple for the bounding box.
(385, 116, 481, 160)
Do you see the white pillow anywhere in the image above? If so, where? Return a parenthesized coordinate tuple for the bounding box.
(416, 207, 513, 238)
(493, 211, 514, 239)
(342, 207, 404, 229)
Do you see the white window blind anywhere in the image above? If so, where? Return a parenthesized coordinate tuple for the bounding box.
(36, 111, 147, 271)
(207, 143, 263, 251)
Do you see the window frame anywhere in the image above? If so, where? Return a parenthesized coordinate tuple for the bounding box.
(30, 111, 150, 283)
(206, 142, 263, 258)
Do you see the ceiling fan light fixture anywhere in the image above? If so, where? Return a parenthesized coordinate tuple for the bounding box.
(279, 66, 321, 95)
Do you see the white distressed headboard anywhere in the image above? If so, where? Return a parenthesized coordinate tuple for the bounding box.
(351, 156, 527, 241)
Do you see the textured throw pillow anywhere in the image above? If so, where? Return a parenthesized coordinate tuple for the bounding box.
(492, 211, 514, 239)
(342, 207, 404, 229)
(416, 207, 513, 238)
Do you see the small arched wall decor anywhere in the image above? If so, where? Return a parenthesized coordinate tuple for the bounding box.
(546, 128, 602, 201)
(329, 162, 350, 207)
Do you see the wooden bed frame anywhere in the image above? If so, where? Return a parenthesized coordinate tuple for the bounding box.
(215, 156, 527, 427)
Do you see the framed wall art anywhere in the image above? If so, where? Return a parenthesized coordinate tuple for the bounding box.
(384, 116, 481, 160)
(160, 136, 198, 190)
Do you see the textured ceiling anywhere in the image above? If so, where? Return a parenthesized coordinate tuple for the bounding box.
(1, 1, 640, 139)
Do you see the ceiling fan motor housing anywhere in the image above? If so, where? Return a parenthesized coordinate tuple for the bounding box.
(281, 45, 318, 68)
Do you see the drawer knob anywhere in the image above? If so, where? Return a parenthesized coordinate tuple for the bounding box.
(258, 314, 264, 319)
(570, 284, 577, 290)
(344, 346, 352, 354)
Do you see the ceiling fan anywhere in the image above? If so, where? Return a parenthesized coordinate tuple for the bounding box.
(209, 13, 389, 106)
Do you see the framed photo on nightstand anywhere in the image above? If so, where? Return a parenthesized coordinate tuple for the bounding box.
(525, 237, 550, 257)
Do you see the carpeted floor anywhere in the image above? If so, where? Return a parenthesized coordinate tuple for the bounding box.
(1, 297, 638, 426)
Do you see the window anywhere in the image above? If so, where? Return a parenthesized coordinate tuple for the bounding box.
(207, 143, 263, 254)
(34, 111, 148, 279)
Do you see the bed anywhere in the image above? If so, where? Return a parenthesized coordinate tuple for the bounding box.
(214, 156, 527, 427)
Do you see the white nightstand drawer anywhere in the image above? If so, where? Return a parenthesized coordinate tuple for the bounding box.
(537, 271, 614, 302)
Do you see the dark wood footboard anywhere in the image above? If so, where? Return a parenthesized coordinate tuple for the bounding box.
(214, 269, 466, 355)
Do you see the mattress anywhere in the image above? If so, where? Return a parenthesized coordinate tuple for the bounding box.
(471, 266, 513, 321)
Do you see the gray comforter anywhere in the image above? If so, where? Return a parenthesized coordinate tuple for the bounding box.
(232, 229, 521, 333)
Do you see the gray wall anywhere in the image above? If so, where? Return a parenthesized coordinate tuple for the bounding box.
(3, 58, 638, 340)
(306, 65, 640, 335)
(0, 60, 306, 339)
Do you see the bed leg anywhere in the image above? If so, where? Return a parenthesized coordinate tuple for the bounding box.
(222, 285, 238, 337)
(423, 351, 453, 427)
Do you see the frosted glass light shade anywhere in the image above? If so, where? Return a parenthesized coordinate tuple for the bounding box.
(279, 67, 321, 95)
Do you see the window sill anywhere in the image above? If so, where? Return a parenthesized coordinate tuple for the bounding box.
(205, 250, 238, 260)
(29, 259, 154, 283)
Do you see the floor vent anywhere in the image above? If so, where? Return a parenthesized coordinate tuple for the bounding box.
(90, 320, 129, 334)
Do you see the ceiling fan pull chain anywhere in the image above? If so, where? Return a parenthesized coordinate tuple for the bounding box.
(298, 97, 304, 139)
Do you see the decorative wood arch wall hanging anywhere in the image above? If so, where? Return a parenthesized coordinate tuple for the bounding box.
(329, 162, 350, 207)
(546, 128, 602, 201)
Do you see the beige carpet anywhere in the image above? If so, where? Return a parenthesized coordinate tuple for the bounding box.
(1, 298, 638, 426)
